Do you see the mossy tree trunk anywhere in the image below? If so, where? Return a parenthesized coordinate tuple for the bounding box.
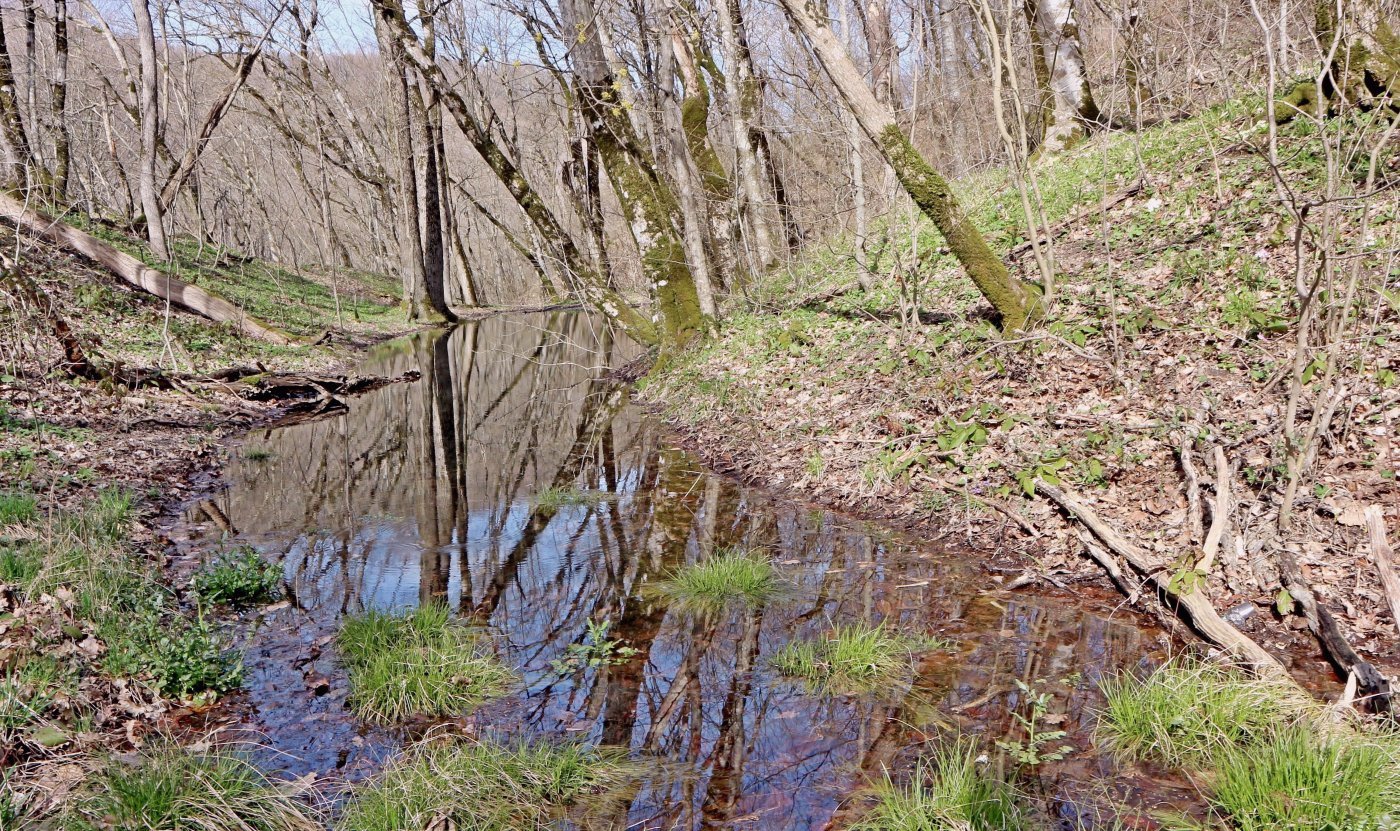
(777, 0, 1043, 333)
(1280, 0, 1399, 119)
(561, 0, 709, 354)
(1022, 0, 1106, 154)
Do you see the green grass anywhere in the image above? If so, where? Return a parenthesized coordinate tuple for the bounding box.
(851, 740, 1030, 831)
(337, 604, 516, 723)
(0, 655, 75, 734)
(193, 546, 283, 606)
(770, 623, 927, 695)
(531, 485, 610, 512)
(1211, 728, 1400, 831)
(1096, 658, 1311, 769)
(67, 746, 320, 831)
(657, 548, 786, 613)
(0, 491, 37, 525)
(337, 739, 635, 831)
(4, 492, 242, 701)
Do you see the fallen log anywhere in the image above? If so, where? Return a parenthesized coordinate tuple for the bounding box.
(233, 370, 421, 402)
(1276, 547, 1391, 714)
(0, 194, 291, 344)
(1037, 480, 1289, 678)
(1367, 506, 1400, 640)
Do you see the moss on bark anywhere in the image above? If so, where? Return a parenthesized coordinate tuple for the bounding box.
(877, 125, 1043, 333)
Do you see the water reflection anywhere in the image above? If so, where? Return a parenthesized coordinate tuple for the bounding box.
(205, 313, 1161, 829)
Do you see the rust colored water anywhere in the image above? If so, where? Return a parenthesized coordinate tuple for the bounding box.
(181, 313, 1178, 829)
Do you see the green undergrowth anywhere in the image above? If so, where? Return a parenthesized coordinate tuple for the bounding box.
(0, 490, 241, 709)
(1097, 659, 1400, 830)
(194, 545, 283, 607)
(65, 745, 320, 831)
(657, 548, 786, 614)
(337, 738, 637, 831)
(336, 603, 516, 723)
(771, 623, 949, 695)
(852, 740, 1030, 831)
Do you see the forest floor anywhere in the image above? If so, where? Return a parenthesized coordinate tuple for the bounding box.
(644, 99, 1400, 699)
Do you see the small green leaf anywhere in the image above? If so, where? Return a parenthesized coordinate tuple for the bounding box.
(1275, 588, 1294, 616)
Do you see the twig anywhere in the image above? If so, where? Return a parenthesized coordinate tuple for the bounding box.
(1037, 480, 1289, 678)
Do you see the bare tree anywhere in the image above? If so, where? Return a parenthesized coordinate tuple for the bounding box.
(132, 0, 169, 259)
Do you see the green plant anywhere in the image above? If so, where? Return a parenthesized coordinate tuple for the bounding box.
(0, 491, 37, 525)
(771, 623, 930, 695)
(1211, 728, 1400, 831)
(551, 618, 639, 673)
(337, 604, 515, 722)
(1096, 658, 1310, 769)
(850, 740, 1029, 831)
(0, 655, 73, 732)
(243, 447, 273, 462)
(337, 739, 636, 831)
(1012, 454, 1071, 497)
(995, 679, 1073, 766)
(656, 549, 785, 614)
(104, 608, 244, 701)
(193, 547, 282, 606)
(67, 746, 320, 831)
(532, 485, 609, 512)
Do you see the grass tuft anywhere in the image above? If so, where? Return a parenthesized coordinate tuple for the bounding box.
(337, 604, 515, 723)
(657, 548, 786, 613)
(0, 491, 38, 525)
(193, 546, 283, 606)
(851, 740, 1030, 831)
(337, 739, 635, 831)
(770, 623, 926, 695)
(67, 746, 320, 831)
(531, 485, 609, 512)
(1211, 727, 1400, 831)
(1096, 657, 1311, 769)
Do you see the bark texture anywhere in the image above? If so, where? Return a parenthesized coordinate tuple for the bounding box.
(1024, 0, 1104, 154)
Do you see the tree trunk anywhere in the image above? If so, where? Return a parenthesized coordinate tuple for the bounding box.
(777, 0, 1043, 333)
(1280, 0, 1399, 118)
(561, 0, 709, 353)
(371, 0, 656, 343)
(0, 10, 37, 190)
(715, 0, 779, 270)
(132, 0, 168, 259)
(158, 36, 268, 213)
(661, 29, 720, 318)
(1, 193, 288, 342)
(1024, 0, 1105, 154)
(51, 0, 71, 200)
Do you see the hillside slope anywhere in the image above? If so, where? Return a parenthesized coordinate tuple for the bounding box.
(647, 100, 1400, 685)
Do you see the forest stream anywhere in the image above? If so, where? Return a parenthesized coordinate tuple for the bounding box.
(167, 312, 1183, 829)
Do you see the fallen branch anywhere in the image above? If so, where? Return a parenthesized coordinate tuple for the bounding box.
(1197, 446, 1232, 572)
(1037, 480, 1289, 678)
(1276, 547, 1391, 714)
(1176, 433, 1204, 544)
(1366, 506, 1400, 639)
(0, 194, 290, 344)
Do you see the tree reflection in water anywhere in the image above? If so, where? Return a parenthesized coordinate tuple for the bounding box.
(205, 313, 1160, 830)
